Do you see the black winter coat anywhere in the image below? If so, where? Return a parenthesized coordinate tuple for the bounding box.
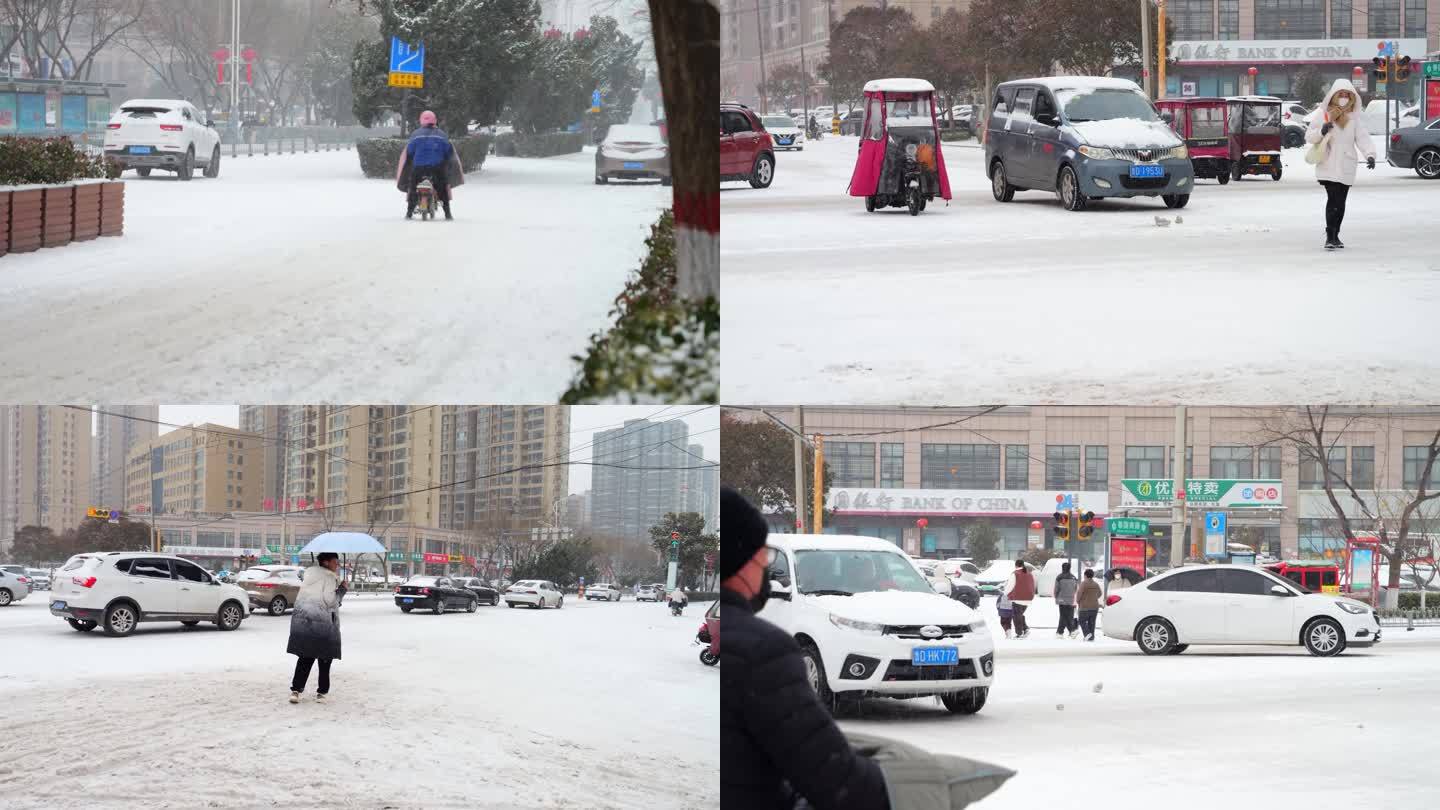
(720, 589, 890, 810)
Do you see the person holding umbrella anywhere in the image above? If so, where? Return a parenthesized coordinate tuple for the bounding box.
(287, 551, 346, 703)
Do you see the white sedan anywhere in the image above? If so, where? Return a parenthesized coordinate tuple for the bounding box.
(505, 580, 564, 609)
(1101, 564, 1381, 656)
(584, 583, 622, 601)
(760, 114, 805, 151)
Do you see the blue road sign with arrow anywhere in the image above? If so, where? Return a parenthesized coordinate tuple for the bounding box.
(390, 37, 424, 74)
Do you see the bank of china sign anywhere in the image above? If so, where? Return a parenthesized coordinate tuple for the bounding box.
(1120, 479, 1283, 509)
(1171, 38, 1427, 64)
(828, 488, 1108, 516)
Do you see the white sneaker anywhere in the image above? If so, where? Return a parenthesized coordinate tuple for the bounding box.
(1070, 630, 1079, 639)
(316, 693, 327, 704)
(289, 691, 300, 704)
(1004, 629, 1013, 639)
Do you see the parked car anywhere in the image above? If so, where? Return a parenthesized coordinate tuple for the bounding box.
(505, 579, 564, 609)
(1387, 117, 1440, 179)
(595, 123, 671, 186)
(1101, 564, 1381, 656)
(585, 582, 623, 601)
(24, 567, 51, 590)
(635, 584, 661, 602)
(394, 576, 479, 614)
(720, 102, 775, 189)
(839, 107, 866, 136)
(1280, 100, 1311, 147)
(760, 113, 805, 151)
(48, 552, 250, 636)
(759, 534, 995, 715)
(941, 560, 981, 582)
(0, 566, 32, 606)
(104, 98, 223, 180)
(453, 577, 500, 606)
(236, 565, 305, 615)
(986, 76, 1194, 211)
(975, 559, 1033, 595)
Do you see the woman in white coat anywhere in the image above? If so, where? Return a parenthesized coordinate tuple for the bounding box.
(1304, 78, 1376, 250)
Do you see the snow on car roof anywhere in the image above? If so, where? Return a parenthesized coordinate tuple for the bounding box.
(864, 78, 935, 93)
(767, 533, 906, 553)
(1004, 76, 1141, 93)
(118, 99, 185, 110)
(1226, 95, 1283, 103)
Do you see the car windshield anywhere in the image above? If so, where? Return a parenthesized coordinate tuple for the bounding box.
(886, 98, 934, 127)
(761, 116, 794, 129)
(1057, 88, 1158, 123)
(793, 549, 933, 595)
(513, 580, 540, 588)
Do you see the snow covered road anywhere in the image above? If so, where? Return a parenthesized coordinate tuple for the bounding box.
(0, 594, 718, 809)
(0, 148, 670, 402)
(840, 598, 1440, 809)
(722, 135, 1440, 404)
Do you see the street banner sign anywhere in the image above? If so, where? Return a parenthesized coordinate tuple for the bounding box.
(1204, 512, 1227, 559)
(1110, 538, 1147, 576)
(1120, 479, 1282, 509)
(388, 37, 424, 88)
(1107, 517, 1150, 536)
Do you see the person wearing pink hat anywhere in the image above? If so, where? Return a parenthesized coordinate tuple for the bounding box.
(397, 109, 457, 220)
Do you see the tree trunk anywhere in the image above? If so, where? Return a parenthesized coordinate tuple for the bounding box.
(646, 0, 717, 302)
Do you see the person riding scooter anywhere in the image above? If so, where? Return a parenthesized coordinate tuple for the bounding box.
(395, 110, 461, 220)
(668, 587, 688, 616)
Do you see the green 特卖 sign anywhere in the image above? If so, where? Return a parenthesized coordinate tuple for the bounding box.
(1106, 517, 1150, 536)
(1120, 479, 1284, 509)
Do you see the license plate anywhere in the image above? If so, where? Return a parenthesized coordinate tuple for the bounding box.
(1258, 155, 1271, 163)
(51, 600, 66, 610)
(1129, 164, 1164, 178)
(912, 647, 959, 666)
(129, 146, 152, 154)
(402, 598, 413, 603)
(623, 161, 644, 169)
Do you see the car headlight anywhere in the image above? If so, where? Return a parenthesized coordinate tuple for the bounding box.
(1078, 145, 1117, 160)
(1167, 144, 1189, 160)
(829, 613, 884, 633)
(1335, 601, 1368, 615)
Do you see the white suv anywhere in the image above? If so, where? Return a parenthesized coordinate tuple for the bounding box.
(760, 534, 995, 715)
(104, 99, 222, 180)
(1101, 563, 1381, 656)
(49, 552, 251, 636)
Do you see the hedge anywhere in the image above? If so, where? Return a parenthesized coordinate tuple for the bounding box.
(494, 131, 586, 158)
(561, 209, 719, 403)
(0, 136, 119, 185)
(355, 133, 493, 179)
(1397, 592, 1440, 609)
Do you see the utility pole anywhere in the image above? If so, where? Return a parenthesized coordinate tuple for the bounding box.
(812, 434, 825, 534)
(1157, 0, 1167, 99)
(793, 406, 806, 533)
(754, 0, 768, 111)
(801, 45, 809, 125)
(1171, 406, 1188, 565)
(1141, 0, 1153, 98)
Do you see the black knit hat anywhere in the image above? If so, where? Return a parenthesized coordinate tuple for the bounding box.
(721, 487, 768, 581)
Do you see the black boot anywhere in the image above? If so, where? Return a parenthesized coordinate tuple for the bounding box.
(1333, 234, 1345, 248)
(443, 204, 453, 221)
(1324, 228, 1337, 250)
(405, 207, 415, 220)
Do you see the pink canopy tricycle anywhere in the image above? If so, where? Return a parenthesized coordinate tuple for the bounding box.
(847, 78, 952, 215)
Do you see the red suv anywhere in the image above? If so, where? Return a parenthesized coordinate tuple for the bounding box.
(720, 102, 775, 188)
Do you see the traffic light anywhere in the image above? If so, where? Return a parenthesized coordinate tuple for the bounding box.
(1372, 56, 1389, 85)
(1053, 510, 1071, 542)
(1394, 56, 1412, 83)
(1077, 510, 1096, 540)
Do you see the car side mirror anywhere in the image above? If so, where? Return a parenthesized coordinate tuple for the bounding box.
(768, 579, 792, 601)
(1270, 584, 1292, 596)
(1036, 112, 1058, 127)
(1160, 111, 1175, 125)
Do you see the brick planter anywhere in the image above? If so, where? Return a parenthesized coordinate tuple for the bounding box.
(7, 188, 44, 254)
(72, 182, 102, 242)
(42, 185, 74, 248)
(0, 192, 8, 258)
(100, 181, 125, 237)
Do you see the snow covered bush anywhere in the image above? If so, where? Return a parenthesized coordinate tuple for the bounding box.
(561, 210, 719, 404)
(493, 131, 585, 158)
(0, 136, 118, 185)
(355, 135, 492, 178)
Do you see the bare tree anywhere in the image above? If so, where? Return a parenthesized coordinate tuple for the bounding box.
(0, 0, 148, 80)
(1256, 406, 1440, 604)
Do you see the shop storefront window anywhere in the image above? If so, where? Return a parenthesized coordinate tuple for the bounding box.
(826, 442, 876, 488)
(1351, 446, 1375, 489)
(1299, 446, 1345, 489)
(1258, 446, 1282, 478)
(1298, 518, 1347, 557)
(1404, 0, 1427, 36)
(1125, 446, 1165, 479)
(1403, 446, 1440, 488)
(1172, 0, 1216, 38)
(1005, 445, 1029, 490)
(1046, 445, 1081, 489)
(1210, 446, 1254, 479)
(1219, 0, 1240, 38)
(922, 444, 1000, 489)
(1085, 447, 1108, 491)
(1329, 0, 1352, 37)
(1256, 0, 1327, 39)
(1368, 0, 1402, 36)
(880, 443, 905, 488)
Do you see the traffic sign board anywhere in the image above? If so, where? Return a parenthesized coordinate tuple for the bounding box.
(1425, 62, 1440, 78)
(389, 37, 424, 74)
(388, 72, 423, 89)
(1107, 517, 1150, 536)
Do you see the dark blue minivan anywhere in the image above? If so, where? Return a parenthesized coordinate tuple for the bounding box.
(984, 76, 1195, 211)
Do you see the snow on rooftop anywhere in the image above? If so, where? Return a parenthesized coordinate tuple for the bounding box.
(864, 78, 936, 93)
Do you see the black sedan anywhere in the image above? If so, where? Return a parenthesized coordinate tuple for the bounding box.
(1387, 117, 1440, 179)
(454, 577, 500, 606)
(394, 576, 479, 614)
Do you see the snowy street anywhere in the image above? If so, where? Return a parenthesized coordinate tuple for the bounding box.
(839, 595, 1440, 809)
(721, 135, 1440, 404)
(0, 148, 669, 402)
(0, 593, 718, 809)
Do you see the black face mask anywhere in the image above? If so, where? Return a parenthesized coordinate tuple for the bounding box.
(748, 576, 772, 613)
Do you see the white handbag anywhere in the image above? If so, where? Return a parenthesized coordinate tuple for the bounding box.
(1303, 135, 1328, 165)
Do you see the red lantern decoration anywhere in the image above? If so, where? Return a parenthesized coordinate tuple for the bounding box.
(1353, 66, 1364, 76)
(1029, 520, 1043, 530)
(1247, 66, 1258, 77)
(573, 27, 589, 40)
(543, 26, 563, 40)
(916, 518, 929, 529)
(242, 47, 257, 85)
(212, 48, 229, 84)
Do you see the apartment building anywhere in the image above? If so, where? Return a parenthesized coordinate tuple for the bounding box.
(1, 405, 93, 550)
(93, 405, 159, 511)
(436, 406, 570, 535)
(591, 417, 702, 546)
(124, 425, 262, 515)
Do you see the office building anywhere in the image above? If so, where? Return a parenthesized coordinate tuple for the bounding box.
(1, 405, 94, 549)
(124, 424, 263, 515)
(590, 417, 697, 546)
